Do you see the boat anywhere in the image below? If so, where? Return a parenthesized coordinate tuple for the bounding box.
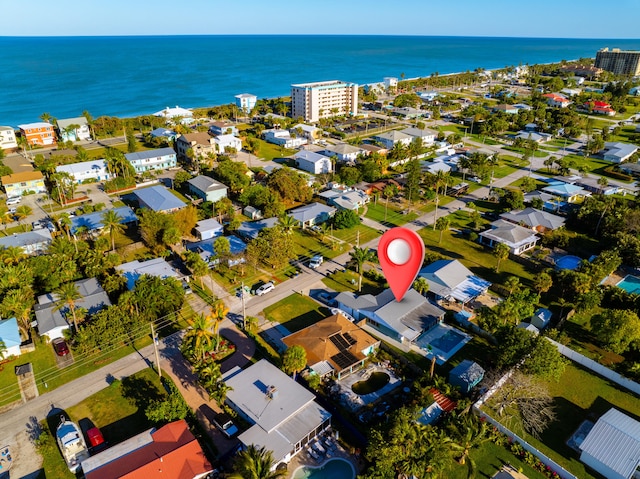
(0, 445, 13, 474)
(56, 415, 90, 473)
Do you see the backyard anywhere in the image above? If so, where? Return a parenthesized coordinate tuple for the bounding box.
(483, 361, 640, 479)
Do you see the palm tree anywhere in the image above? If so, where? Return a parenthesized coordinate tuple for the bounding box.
(383, 185, 396, 221)
(15, 205, 32, 231)
(101, 209, 124, 251)
(54, 282, 81, 333)
(435, 216, 450, 243)
(413, 277, 430, 297)
(209, 300, 229, 352)
(1, 287, 34, 339)
(493, 242, 510, 273)
(230, 445, 284, 479)
(56, 213, 73, 240)
(0, 246, 26, 265)
(349, 246, 376, 292)
(183, 313, 216, 361)
(282, 344, 307, 379)
(448, 414, 493, 477)
(277, 214, 298, 235)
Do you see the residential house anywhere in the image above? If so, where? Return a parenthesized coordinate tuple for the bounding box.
(448, 360, 485, 394)
(56, 117, 91, 142)
(282, 313, 380, 379)
(83, 419, 213, 479)
(214, 134, 241, 154)
(602, 142, 638, 163)
(0, 318, 22, 356)
(1, 171, 46, 196)
(292, 123, 322, 141)
(70, 206, 138, 235)
(235, 93, 257, 114)
(0, 126, 18, 150)
(579, 408, 640, 479)
(222, 359, 332, 466)
(542, 93, 571, 108)
(194, 218, 223, 240)
(55, 159, 111, 183)
(479, 219, 539, 255)
(186, 235, 246, 268)
(383, 77, 398, 91)
(492, 104, 519, 114)
(421, 160, 452, 175)
(287, 202, 336, 228)
(524, 190, 568, 212)
(0, 229, 52, 255)
(576, 176, 620, 195)
(18, 122, 56, 146)
(263, 129, 307, 149)
(175, 132, 216, 161)
(541, 182, 590, 203)
(531, 308, 553, 330)
(514, 131, 552, 143)
(125, 147, 177, 174)
(243, 205, 262, 220)
(373, 130, 414, 149)
(187, 175, 228, 203)
(359, 143, 387, 156)
(391, 107, 429, 119)
(35, 278, 112, 340)
(619, 162, 640, 177)
(149, 127, 178, 143)
(321, 143, 363, 163)
(585, 100, 616, 116)
(401, 127, 437, 145)
(236, 217, 279, 241)
(153, 106, 194, 122)
(209, 121, 238, 137)
(418, 91, 438, 101)
(561, 88, 582, 97)
(524, 123, 538, 132)
(334, 288, 446, 343)
(132, 186, 186, 213)
(293, 150, 332, 174)
(116, 257, 186, 291)
(500, 207, 565, 233)
(320, 188, 369, 211)
(418, 259, 491, 305)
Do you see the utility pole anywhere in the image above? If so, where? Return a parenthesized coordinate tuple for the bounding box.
(241, 281, 247, 330)
(151, 322, 161, 378)
(356, 230, 360, 248)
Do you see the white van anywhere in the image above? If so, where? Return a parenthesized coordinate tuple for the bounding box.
(6, 197, 21, 206)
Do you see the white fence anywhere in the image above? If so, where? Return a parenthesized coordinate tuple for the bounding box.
(547, 338, 640, 395)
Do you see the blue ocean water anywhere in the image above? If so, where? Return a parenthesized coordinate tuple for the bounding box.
(0, 35, 639, 126)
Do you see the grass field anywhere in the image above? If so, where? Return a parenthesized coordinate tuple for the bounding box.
(322, 268, 387, 296)
(484, 361, 640, 479)
(365, 201, 419, 227)
(262, 293, 330, 333)
(36, 368, 165, 479)
(248, 138, 296, 161)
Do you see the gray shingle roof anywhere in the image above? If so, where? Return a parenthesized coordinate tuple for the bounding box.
(480, 220, 538, 246)
(124, 147, 176, 162)
(500, 208, 565, 230)
(187, 175, 227, 193)
(287, 202, 336, 224)
(0, 229, 52, 249)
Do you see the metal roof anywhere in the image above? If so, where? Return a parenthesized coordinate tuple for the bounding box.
(133, 186, 185, 212)
(70, 206, 137, 234)
(124, 147, 176, 162)
(0, 229, 51, 249)
(579, 408, 640, 479)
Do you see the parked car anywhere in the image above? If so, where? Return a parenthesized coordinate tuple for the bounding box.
(317, 292, 336, 307)
(52, 338, 70, 356)
(86, 426, 106, 451)
(309, 255, 323, 269)
(255, 281, 275, 296)
(213, 413, 238, 438)
(6, 197, 21, 206)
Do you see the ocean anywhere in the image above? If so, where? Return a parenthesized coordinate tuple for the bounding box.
(1, 35, 639, 126)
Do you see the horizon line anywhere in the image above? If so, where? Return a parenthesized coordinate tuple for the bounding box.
(0, 33, 639, 41)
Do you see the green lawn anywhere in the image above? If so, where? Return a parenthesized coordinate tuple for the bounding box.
(247, 138, 296, 161)
(262, 293, 330, 333)
(36, 368, 165, 479)
(364, 202, 419, 227)
(322, 269, 386, 296)
(485, 362, 640, 479)
(502, 146, 548, 158)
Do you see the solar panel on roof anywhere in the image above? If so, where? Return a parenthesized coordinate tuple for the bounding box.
(343, 332, 357, 346)
(331, 351, 358, 369)
(329, 333, 350, 351)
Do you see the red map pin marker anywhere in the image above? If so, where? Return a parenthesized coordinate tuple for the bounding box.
(378, 227, 425, 302)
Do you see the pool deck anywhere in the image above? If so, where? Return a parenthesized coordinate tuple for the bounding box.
(415, 323, 472, 365)
(333, 364, 402, 411)
(286, 432, 361, 479)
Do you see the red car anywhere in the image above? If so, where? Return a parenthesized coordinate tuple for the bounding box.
(86, 427, 105, 449)
(52, 338, 69, 356)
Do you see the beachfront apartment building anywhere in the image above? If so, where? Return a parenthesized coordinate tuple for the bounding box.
(56, 117, 92, 142)
(17, 122, 57, 147)
(125, 147, 177, 173)
(55, 160, 111, 183)
(291, 80, 358, 122)
(0, 126, 17, 150)
(235, 93, 257, 114)
(595, 48, 640, 76)
(1, 171, 47, 196)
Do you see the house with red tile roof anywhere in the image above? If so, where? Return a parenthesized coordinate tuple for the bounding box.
(542, 93, 571, 108)
(82, 419, 212, 479)
(585, 100, 616, 116)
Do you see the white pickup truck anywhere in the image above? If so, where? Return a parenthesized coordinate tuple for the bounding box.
(309, 255, 323, 269)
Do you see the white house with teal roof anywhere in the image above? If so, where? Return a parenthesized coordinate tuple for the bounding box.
(541, 182, 590, 203)
(125, 147, 177, 173)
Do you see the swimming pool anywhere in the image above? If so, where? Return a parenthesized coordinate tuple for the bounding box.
(616, 275, 640, 295)
(292, 458, 355, 479)
(556, 255, 582, 271)
(430, 330, 466, 353)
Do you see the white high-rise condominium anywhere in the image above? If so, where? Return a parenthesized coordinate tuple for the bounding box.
(291, 80, 358, 122)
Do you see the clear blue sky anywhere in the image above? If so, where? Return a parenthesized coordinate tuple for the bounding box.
(3, 0, 639, 38)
